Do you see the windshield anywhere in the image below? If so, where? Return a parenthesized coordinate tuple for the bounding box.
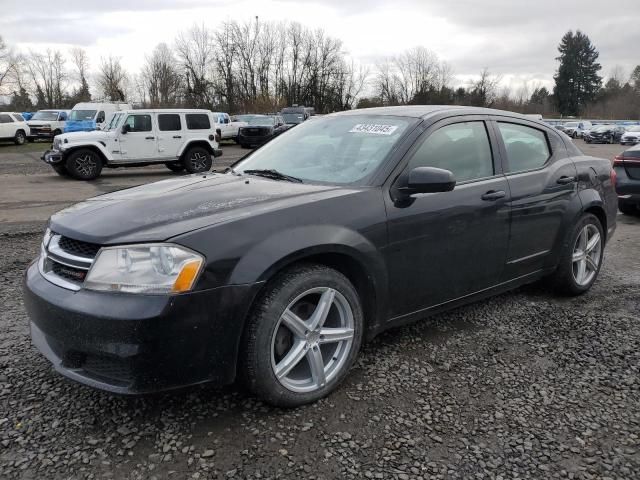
(594, 125, 613, 132)
(282, 113, 305, 124)
(248, 116, 275, 126)
(235, 115, 414, 185)
(32, 111, 59, 121)
(626, 126, 640, 132)
(105, 112, 124, 131)
(564, 122, 578, 128)
(234, 115, 258, 122)
(68, 110, 97, 121)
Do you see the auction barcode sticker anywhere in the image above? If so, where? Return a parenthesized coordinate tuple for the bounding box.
(349, 124, 398, 135)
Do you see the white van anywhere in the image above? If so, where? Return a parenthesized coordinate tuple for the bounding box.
(65, 102, 131, 133)
(27, 109, 70, 141)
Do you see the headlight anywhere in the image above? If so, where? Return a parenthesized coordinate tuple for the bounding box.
(84, 244, 204, 294)
(43, 228, 53, 248)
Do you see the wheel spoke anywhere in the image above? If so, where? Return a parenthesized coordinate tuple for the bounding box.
(586, 255, 598, 272)
(319, 327, 354, 344)
(576, 259, 587, 283)
(281, 309, 308, 339)
(274, 340, 307, 379)
(586, 232, 600, 253)
(307, 347, 326, 388)
(572, 250, 584, 263)
(308, 288, 335, 331)
(579, 227, 588, 251)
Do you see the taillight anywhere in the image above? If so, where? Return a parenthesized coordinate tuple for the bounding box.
(611, 167, 617, 191)
(613, 155, 624, 166)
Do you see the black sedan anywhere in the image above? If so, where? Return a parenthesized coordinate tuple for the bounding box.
(238, 114, 290, 148)
(584, 124, 626, 144)
(614, 144, 640, 214)
(23, 106, 617, 407)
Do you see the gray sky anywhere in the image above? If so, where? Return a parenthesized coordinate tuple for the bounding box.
(2, 0, 638, 93)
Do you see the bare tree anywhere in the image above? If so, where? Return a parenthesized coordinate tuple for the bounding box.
(70, 47, 91, 101)
(141, 43, 183, 107)
(0, 36, 19, 96)
(175, 24, 216, 107)
(27, 49, 66, 108)
(97, 56, 127, 101)
(469, 68, 502, 107)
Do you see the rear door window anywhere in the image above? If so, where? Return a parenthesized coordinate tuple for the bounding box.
(497, 123, 551, 173)
(11, 113, 24, 122)
(158, 114, 182, 131)
(186, 114, 211, 130)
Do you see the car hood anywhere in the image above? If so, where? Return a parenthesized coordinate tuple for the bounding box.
(28, 121, 55, 127)
(59, 130, 111, 144)
(49, 174, 355, 245)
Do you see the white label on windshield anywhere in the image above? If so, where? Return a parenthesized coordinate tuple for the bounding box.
(349, 124, 398, 135)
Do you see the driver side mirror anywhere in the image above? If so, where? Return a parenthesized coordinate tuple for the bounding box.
(121, 124, 131, 134)
(398, 167, 456, 196)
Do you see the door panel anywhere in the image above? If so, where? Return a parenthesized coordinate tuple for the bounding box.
(492, 120, 578, 279)
(120, 114, 157, 160)
(384, 118, 510, 319)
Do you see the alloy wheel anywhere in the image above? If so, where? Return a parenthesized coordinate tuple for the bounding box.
(271, 287, 355, 393)
(190, 152, 207, 171)
(75, 153, 97, 177)
(16, 132, 25, 144)
(572, 224, 601, 286)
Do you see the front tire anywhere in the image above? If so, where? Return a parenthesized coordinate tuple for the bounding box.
(242, 264, 363, 407)
(182, 146, 212, 174)
(550, 213, 604, 296)
(52, 164, 69, 177)
(65, 149, 103, 180)
(14, 130, 26, 145)
(165, 162, 185, 173)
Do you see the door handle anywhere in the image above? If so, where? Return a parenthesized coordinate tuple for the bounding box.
(481, 190, 506, 201)
(172, 135, 182, 139)
(145, 136, 155, 140)
(556, 176, 576, 185)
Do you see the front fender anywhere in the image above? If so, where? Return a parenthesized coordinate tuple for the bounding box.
(228, 224, 389, 331)
(63, 142, 112, 161)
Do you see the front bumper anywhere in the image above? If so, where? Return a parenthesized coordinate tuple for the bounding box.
(41, 149, 64, 165)
(23, 261, 261, 394)
(238, 133, 272, 147)
(620, 138, 640, 145)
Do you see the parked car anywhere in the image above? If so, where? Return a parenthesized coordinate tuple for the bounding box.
(0, 112, 30, 145)
(613, 144, 640, 214)
(64, 102, 131, 133)
(27, 109, 69, 141)
(238, 114, 290, 148)
(23, 106, 617, 407)
(563, 120, 592, 138)
(280, 106, 309, 126)
(41, 109, 222, 180)
(232, 114, 261, 123)
(210, 112, 245, 143)
(584, 124, 626, 144)
(554, 124, 566, 132)
(620, 125, 640, 145)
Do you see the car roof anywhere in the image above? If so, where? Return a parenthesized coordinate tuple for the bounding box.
(330, 105, 557, 128)
(119, 109, 212, 114)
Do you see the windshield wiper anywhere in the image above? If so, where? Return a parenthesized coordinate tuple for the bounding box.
(243, 169, 303, 183)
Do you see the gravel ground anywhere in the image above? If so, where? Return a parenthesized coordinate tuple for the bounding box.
(1, 215, 639, 479)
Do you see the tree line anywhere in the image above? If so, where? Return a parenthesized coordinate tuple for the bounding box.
(0, 23, 639, 119)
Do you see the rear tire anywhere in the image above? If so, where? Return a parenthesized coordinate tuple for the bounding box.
(241, 264, 363, 407)
(619, 200, 637, 215)
(65, 149, 103, 180)
(165, 162, 185, 173)
(14, 130, 26, 145)
(549, 213, 604, 296)
(182, 146, 212, 174)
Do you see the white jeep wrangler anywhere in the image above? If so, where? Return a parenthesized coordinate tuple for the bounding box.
(42, 109, 222, 180)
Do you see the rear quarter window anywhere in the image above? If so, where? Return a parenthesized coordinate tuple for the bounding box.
(11, 113, 25, 122)
(186, 114, 211, 130)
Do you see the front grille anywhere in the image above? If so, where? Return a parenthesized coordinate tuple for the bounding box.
(51, 261, 88, 282)
(82, 355, 133, 385)
(242, 128, 268, 137)
(58, 236, 101, 258)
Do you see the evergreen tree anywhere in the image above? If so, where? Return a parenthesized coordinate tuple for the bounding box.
(9, 86, 32, 111)
(530, 87, 550, 105)
(553, 30, 602, 116)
